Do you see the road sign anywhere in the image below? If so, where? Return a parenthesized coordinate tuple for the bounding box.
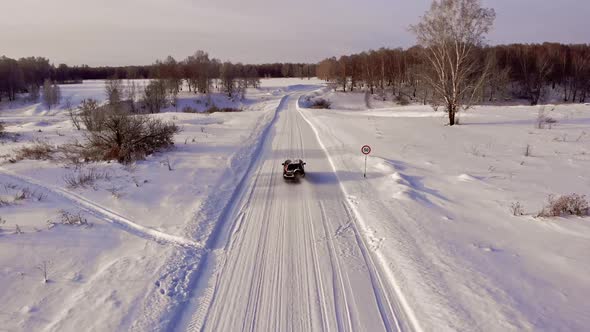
(361, 145, 371, 178)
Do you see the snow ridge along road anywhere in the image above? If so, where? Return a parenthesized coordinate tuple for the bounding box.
(176, 93, 417, 331)
(0, 167, 201, 248)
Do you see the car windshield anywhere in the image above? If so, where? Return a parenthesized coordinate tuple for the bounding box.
(287, 164, 299, 171)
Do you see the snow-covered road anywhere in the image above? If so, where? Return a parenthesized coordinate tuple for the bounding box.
(177, 94, 417, 331)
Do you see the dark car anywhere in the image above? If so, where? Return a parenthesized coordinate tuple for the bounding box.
(282, 159, 306, 180)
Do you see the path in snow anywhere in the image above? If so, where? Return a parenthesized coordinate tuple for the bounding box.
(176, 94, 417, 331)
(0, 168, 201, 248)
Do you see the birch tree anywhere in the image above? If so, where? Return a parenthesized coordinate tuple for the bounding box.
(411, 0, 495, 125)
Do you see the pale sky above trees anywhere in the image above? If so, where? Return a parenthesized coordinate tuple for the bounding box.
(3, 0, 589, 66)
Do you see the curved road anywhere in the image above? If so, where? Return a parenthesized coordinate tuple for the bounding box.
(181, 93, 414, 332)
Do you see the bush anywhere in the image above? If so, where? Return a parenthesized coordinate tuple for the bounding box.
(536, 107, 558, 129)
(81, 107, 180, 163)
(79, 99, 106, 132)
(143, 80, 168, 114)
(510, 202, 525, 216)
(64, 168, 110, 188)
(310, 98, 331, 109)
(15, 140, 54, 160)
(47, 210, 91, 228)
(538, 194, 590, 217)
(182, 106, 198, 113)
(395, 95, 410, 105)
(206, 106, 242, 113)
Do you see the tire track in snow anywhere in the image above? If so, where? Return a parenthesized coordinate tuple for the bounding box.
(0, 167, 201, 248)
(297, 98, 424, 332)
(174, 95, 291, 332)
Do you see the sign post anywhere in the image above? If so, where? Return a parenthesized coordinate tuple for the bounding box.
(361, 145, 372, 178)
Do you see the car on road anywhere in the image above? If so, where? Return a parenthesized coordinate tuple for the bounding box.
(282, 159, 306, 180)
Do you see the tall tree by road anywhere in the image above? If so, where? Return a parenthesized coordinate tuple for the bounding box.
(411, 0, 495, 125)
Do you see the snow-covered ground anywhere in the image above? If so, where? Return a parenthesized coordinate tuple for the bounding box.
(299, 90, 590, 331)
(0, 78, 321, 331)
(1, 79, 588, 331)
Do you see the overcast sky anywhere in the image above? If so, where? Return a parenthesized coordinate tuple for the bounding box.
(3, 0, 589, 66)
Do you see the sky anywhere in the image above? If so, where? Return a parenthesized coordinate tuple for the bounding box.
(2, 0, 589, 66)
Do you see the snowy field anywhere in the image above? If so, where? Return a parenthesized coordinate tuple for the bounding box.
(299, 90, 590, 331)
(0, 79, 589, 331)
(0, 78, 321, 331)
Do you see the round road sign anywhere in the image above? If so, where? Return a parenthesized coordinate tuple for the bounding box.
(361, 145, 372, 155)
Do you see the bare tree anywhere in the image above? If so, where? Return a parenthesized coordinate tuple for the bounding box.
(143, 80, 167, 113)
(42, 79, 61, 110)
(105, 78, 123, 107)
(66, 97, 81, 130)
(410, 0, 495, 125)
(84, 109, 180, 163)
(220, 62, 236, 98)
(125, 80, 138, 112)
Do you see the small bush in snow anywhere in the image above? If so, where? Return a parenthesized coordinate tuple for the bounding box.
(13, 188, 33, 201)
(206, 106, 241, 113)
(537, 194, 590, 217)
(48, 210, 91, 228)
(536, 107, 558, 129)
(395, 95, 410, 106)
(182, 106, 198, 113)
(15, 140, 54, 161)
(79, 99, 106, 132)
(510, 202, 525, 216)
(310, 98, 331, 109)
(63, 168, 110, 188)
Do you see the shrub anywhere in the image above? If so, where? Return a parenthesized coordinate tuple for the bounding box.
(310, 98, 331, 109)
(182, 106, 198, 113)
(536, 107, 558, 129)
(81, 106, 180, 163)
(15, 140, 54, 160)
(79, 99, 106, 132)
(510, 202, 525, 216)
(48, 210, 90, 228)
(64, 168, 110, 188)
(395, 95, 410, 106)
(143, 80, 168, 114)
(538, 194, 590, 217)
(206, 106, 241, 113)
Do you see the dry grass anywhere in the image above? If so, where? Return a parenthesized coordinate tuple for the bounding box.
(47, 210, 91, 228)
(63, 168, 111, 189)
(15, 140, 54, 161)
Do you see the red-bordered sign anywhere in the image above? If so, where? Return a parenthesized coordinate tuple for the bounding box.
(361, 145, 372, 155)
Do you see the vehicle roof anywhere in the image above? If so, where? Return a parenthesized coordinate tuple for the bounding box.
(285, 159, 304, 164)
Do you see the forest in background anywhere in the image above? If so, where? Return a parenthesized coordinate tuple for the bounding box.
(0, 51, 316, 102)
(317, 43, 590, 106)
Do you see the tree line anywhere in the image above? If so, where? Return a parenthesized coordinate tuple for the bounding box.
(317, 43, 590, 105)
(0, 52, 317, 102)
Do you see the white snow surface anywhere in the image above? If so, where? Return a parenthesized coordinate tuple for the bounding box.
(0, 79, 589, 331)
